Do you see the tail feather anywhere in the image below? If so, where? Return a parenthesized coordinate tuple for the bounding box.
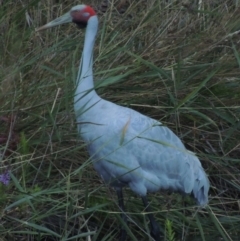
(193, 167, 209, 206)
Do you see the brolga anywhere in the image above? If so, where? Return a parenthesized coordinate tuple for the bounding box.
(37, 4, 210, 241)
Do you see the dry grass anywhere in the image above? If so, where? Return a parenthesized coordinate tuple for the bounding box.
(0, 0, 240, 240)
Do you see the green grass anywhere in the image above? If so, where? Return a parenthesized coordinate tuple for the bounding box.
(1, 0, 240, 240)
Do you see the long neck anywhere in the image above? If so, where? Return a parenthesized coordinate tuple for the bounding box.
(74, 16, 100, 117)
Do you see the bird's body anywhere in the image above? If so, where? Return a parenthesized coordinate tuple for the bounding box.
(37, 5, 209, 240)
(78, 98, 208, 205)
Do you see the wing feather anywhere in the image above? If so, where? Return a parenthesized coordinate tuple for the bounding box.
(78, 100, 209, 205)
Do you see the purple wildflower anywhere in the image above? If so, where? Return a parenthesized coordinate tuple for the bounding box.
(0, 170, 10, 185)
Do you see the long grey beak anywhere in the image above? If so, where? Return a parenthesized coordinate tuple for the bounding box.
(36, 12, 72, 31)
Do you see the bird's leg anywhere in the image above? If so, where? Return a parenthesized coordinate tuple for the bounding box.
(142, 196, 161, 241)
(116, 187, 127, 241)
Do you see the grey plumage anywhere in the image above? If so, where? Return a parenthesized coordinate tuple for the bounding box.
(37, 4, 209, 240)
(78, 100, 209, 206)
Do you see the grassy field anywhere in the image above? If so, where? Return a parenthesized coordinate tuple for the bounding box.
(1, 0, 240, 240)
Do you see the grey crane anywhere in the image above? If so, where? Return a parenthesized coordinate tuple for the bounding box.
(36, 4, 210, 241)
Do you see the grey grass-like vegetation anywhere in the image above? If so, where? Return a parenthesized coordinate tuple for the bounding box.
(1, 0, 240, 240)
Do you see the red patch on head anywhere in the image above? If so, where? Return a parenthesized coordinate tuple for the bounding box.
(71, 5, 96, 23)
(84, 6, 96, 17)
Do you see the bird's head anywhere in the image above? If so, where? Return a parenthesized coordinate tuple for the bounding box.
(36, 5, 96, 31)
